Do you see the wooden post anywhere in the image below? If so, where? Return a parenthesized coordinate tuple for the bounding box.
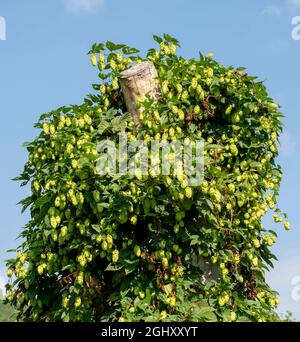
(191, 255, 219, 284)
(119, 61, 160, 125)
(120, 61, 219, 283)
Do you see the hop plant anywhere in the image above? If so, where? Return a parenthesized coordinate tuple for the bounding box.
(6, 34, 289, 323)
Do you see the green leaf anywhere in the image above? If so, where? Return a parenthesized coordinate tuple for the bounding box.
(91, 225, 101, 233)
(33, 194, 52, 209)
(106, 41, 117, 51)
(163, 33, 180, 46)
(122, 46, 139, 55)
(105, 263, 123, 271)
(153, 35, 163, 44)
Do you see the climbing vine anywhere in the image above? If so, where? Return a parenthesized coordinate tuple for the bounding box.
(5, 34, 289, 322)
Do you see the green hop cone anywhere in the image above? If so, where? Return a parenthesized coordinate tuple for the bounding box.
(90, 54, 97, 67)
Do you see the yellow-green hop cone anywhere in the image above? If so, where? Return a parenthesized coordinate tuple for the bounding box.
(194, 105, 200, 114)
(267, 102, 278, 111)
(65, 117, 72, 126)
(230, 311, 237, 321)
(76, 271, 84, 285)
(252, 256, 258, 267)
(134, 245, 141, 257)
(116, 52, 123, 62)
(90, 54, 97, 67)
(185, 187, 193, 198)
(7, 268, 14, 277)
(62, 297, 69, 308)
(43, 123, 49, 134)
(176, 83, 182, 93)
(205, 52, 214, 60)
(74, 297, 81, 308)
(110, 59, 117, 70)
(37, 264, 45, 275)
(218, 296, 226, 307)
(253, 238, 260, 249)
(50, 216, 58, 229)
(71, 159, 78, 169)
(49, 124, 56, 135)
(178, 109, 185, 120)
(130, 216, 138, 225)
(191, 78, 198, 89)
(112, 250, 119, 263)
(106, 234, 113, 245)
(169, 44, 177, 55)
(162, 257, 168, 269)
(160, 310, 167, 320)
(100, 84, 106, 94)
(99, 53, 105, 63)
(112, 78, 119, 90)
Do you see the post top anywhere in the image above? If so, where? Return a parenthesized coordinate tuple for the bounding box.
(120, 61, 155, 78)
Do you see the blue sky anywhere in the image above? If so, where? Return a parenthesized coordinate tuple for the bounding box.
(0, 0, 299, 318)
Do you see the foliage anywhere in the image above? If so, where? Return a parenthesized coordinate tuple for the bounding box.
(0, 300, 17, 322)
(5, 34, 290, 322)
(270, 311, 297, 322)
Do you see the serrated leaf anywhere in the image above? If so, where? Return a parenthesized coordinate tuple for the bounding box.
(105, 263, 123, 271)
(91, 225, 101, 233)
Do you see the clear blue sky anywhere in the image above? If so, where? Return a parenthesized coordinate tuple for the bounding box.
(0, 0, 299, 318)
